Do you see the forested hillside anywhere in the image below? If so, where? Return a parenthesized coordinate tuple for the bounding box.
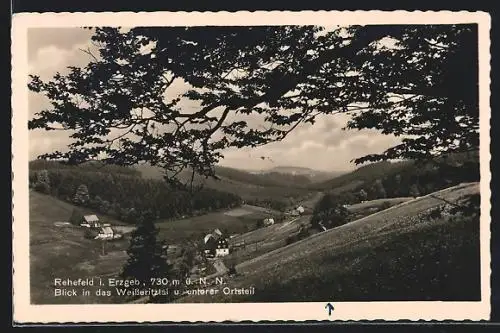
(310, 152, 480, 231)
(137, 164, 313, 188)
(136, 164, 316, 211)
(29, 161, 242, 223)
(215, 166, 313, 187)
(313, 152, 479, 198)
(30, 159, 143, 177)
(310, 161, 412, 192)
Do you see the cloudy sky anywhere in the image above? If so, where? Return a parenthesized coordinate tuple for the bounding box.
(27, 27, 402, 172)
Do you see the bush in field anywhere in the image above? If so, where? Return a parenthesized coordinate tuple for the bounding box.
(311, 193, 350, 230)
(380, 201, 392, 211)
(228, 264, 237, 276)
(73, 184, 90, 206)
(33, 169, 51, 194)
(69, 208, 84, 225)
(83, 228, 99, 239)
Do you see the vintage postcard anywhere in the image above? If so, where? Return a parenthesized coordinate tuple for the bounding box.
(12, 10, 491, 323)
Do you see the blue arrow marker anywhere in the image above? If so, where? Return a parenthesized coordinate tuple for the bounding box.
(325, 302, 334, 316)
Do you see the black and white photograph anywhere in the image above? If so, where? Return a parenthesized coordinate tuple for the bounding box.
(12, 11, 491, 322)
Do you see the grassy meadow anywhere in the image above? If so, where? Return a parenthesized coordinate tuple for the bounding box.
(29, 191, 130, 304)
(155, 204, 280, 243)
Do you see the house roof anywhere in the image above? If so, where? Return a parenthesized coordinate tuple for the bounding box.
(204, 228, 226, 243)
(204, 234, 214, 244)
(83, 215, 99, 222)
(101, 226, 113, 234)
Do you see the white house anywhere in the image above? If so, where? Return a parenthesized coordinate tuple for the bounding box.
(203, 229, 230, 258)
(95, 226, 114, 240)
(296, 206, 305, 215)
(263, 218, 275, 226)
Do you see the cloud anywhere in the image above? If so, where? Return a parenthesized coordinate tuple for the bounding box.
(29, 42, 98, 81)
(219, 114, 402, 172)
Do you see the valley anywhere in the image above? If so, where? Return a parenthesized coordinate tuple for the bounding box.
(28, 156, 481, 304)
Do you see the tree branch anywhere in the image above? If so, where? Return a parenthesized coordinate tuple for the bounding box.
(78, 47, 99, 62)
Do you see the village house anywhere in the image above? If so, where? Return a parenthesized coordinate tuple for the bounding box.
(95, 226, 114, 240)
(80, 214, 100, 228)
(95, 226, 123, 240)
(263, 218, 275, 226)
(203, 228, 230, 258)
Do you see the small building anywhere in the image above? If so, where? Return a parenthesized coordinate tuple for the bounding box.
(215, 238, 229, 257)
(296, 206, 305, 215)
(80, 214, 100, 228)
(203, 229, 230, 258)
(318, 221, 327, 232)
(95, 226, 114, 240)
(263, 218, 275, 226)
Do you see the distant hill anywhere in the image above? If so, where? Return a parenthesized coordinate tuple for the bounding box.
(250, 166, 346, 183)
(29, 159, 142, 177)
(29, 191, 130, 304)
(135, 164, 317, 211)
(214, 166, 313, 187)
(310, 152, 479, 196)
(310, 160, 412, 192)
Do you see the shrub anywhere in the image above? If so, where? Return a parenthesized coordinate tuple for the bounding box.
(380, 201, 392, 211)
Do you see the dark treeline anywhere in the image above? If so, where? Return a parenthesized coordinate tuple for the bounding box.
(137, 164, 313, 189)
(137, 164, 313, 212)
(346, 154, 479, 203)
(29, 161, 242, 223)
(30, 159, 142, 177)
(316, 152, 479, 203)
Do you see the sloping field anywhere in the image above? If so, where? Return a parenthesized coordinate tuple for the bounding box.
(179, 182, 481, 303)
(229, 217, 303, 245)
(346, 197, 414, 213)
(225, 216, 309, 265)
(155, 205, 280, 243)
(224, 204, 276, 217)
(227, 191, 325, 247)
(29, 191, 130, 304)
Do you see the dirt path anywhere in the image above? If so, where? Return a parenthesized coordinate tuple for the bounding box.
(213, 259, 228, 274)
